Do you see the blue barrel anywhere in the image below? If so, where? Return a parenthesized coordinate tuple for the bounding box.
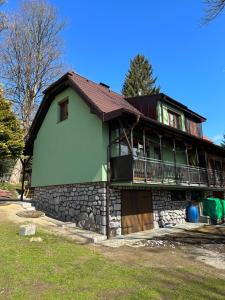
(187, 204, 199, 223)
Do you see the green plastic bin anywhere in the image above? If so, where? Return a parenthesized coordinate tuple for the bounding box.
(220, 199, 225, 220)
(202, 198, 223, 224)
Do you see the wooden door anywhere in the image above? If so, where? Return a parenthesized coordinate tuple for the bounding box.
(122, 190, 153, 234)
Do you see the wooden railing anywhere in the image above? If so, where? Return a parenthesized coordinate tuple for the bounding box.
(132, 157, 225, 187)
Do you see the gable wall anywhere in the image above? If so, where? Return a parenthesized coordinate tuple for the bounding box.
(31, 88, 108, 187)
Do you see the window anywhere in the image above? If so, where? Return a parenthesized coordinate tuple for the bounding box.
(191, 191, 203, 201)
(171, 190, 186, 201)
(168, 110, 181, 129)
(58, 99, 68, 122)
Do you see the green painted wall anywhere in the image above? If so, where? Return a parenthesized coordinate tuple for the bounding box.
(148, 144, 186, 164)
(32, 88, 108, 187)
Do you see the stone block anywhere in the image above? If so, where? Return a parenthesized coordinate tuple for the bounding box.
(96, 215, 101, 225)
(109, 221, 120, 228)
(19, 224, 36, 236)
(101, 216, 106, 226)
(22, 202, 32, 209)
(114, 204, 121, 211)
(26, 207, 35, 211)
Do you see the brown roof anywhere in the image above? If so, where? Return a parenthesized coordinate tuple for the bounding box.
(68, 72, 141, 119)
(25, 71, 225, 156)
(25, 71, 142, 154)
(43, 71, 141, 121)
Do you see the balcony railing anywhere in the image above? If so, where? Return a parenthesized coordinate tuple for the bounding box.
(110, 155, 225, 187)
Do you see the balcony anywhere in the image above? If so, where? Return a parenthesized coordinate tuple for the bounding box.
(110, 155, 225, 187)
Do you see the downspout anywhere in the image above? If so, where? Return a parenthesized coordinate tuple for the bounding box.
(106, 114, 140, 239)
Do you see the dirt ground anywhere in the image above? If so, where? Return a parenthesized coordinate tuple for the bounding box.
(1, 201, 225, 275)
(99, 228, 225, 274)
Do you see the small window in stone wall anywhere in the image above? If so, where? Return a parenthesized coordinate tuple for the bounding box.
(171, 190, 186, 201)
(191, 191, 203, 202)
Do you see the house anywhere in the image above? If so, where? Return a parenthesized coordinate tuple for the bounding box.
(26, 71, 225, 237)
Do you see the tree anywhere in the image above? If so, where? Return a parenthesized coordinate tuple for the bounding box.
(0, 0, 65, 134)
(0, 87, 24, 162)
(203, 0, 225, 23)
(122, 54, 160, 98)
(221, 134, 225, 148)
(0, 0, 6, 33)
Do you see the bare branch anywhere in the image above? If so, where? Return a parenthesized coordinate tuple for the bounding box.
(0, 0, 7, 33)
(0, 0, 65, 134)
(203, 0, 225, 24)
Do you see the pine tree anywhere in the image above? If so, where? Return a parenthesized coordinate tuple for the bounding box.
(221, 134, 225, 148)
(0, 86, 24, 159)
(122, 54, 160, 98)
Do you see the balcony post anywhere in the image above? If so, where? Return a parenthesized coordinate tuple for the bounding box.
(173, 139, 177, 183)
(159, 135, 164, 183)
(196, 147, 201, 185)
(220, 160, 223, 187)
(143, 128, 147, 182)
(130, 128, 134, 156)
(213, 159, 217, 186)
(131, 128, 134, 180)
(185, 144, 191, 185)
(204, 151, 210, 186)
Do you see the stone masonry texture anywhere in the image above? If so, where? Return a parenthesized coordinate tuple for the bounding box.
(33, 183, 121, 236)
(152, 190, 189, 228)
(33, 183, 219, 236)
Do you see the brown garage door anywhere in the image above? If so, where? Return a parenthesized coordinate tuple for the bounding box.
(122, 190, 153, 235)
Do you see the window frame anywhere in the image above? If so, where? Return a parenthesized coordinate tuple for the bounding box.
(58, 97, 69, 122)
(168, 109, 181, 130)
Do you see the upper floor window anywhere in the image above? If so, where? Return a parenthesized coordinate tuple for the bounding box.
(168, 110, 181, 130)
(58, 98, 69, 122)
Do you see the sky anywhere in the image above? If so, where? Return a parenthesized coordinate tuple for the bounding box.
(3, 0, 225, 144)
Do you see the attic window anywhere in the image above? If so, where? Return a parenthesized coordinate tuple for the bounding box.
(58, 98, 69, 122)
(168, 110, 181, 130)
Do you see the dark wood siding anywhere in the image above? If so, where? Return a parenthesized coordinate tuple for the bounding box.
(128, 97, 157, 120)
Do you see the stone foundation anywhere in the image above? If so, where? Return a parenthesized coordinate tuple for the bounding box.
(33, 183, 221, 236)
(33, 182, 121, 236)
(152, 190, 188, 228)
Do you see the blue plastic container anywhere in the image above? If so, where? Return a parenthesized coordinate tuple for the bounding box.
(187, 204, 199, 223)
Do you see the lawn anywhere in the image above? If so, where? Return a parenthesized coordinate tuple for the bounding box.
(0, 222, 224, 300)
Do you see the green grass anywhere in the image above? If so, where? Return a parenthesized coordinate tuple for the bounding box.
(0, 222, 224, 300)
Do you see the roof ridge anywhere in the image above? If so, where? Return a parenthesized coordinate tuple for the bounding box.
(71, 71, 124, 98)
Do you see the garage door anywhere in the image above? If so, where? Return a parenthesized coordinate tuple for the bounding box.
(121, 190, 153, 235)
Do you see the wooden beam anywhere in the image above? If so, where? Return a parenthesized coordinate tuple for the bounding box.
(173, 139, 177, 183)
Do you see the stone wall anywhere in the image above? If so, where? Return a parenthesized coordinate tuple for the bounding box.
(33, 183, 220, 236)
(33, 182, 121, 236)
(109, 189, 121, 236)
(152, 190, 189, 228)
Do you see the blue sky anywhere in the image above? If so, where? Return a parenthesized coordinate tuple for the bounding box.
(4, 0, 225, 143)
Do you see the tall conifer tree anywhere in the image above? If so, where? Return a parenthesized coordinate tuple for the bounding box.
(122, 54, 160, 97)
(0, 87, 24, 159)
